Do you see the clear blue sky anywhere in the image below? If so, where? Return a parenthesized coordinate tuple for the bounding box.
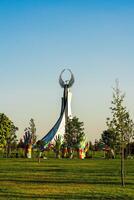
(0, 0, 134, 141)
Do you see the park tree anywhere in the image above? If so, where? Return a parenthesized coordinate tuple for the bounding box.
(64, 116, 85, 151)
(0, 113, 18, 157)
(101, 129, 117, 150)
(122, 115, 134, 158)
(106, 81, 134, 186)
(127, 142, 134, 155)
(29, 118, 37, 145)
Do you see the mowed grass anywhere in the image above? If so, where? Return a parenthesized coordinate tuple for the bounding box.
(0, 158, 134, 199)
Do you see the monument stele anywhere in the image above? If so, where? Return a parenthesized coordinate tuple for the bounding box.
(41, 69, 74, 146)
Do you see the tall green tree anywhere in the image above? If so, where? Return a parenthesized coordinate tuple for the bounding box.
(29, 118, 37, 145)
(101, 129, 117, 150)
(64, 116, 85, 149)
(107, 81, 134, 186)
(0, 113, 18, 157)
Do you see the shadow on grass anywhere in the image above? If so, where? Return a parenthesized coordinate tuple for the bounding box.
(0, 191, 133, 200)
(1, 177, 134, 186)
(0, 166, 121, 174)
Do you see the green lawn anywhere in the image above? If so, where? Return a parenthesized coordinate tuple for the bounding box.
(0, 158, 134, 199)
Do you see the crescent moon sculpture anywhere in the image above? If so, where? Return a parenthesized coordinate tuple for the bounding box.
(59, 69, 75, 88)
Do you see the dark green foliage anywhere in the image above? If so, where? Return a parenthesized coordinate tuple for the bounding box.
(126, 142, 134, 156)
(0, 113, 18, 157)
(89, 141, 93, 150)
(36, 140, 45, 149)
(64, 117, 85, 148)
(101, 129, 118, 150)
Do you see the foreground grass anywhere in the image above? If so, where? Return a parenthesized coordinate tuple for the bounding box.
(0, 158, 134, 199)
